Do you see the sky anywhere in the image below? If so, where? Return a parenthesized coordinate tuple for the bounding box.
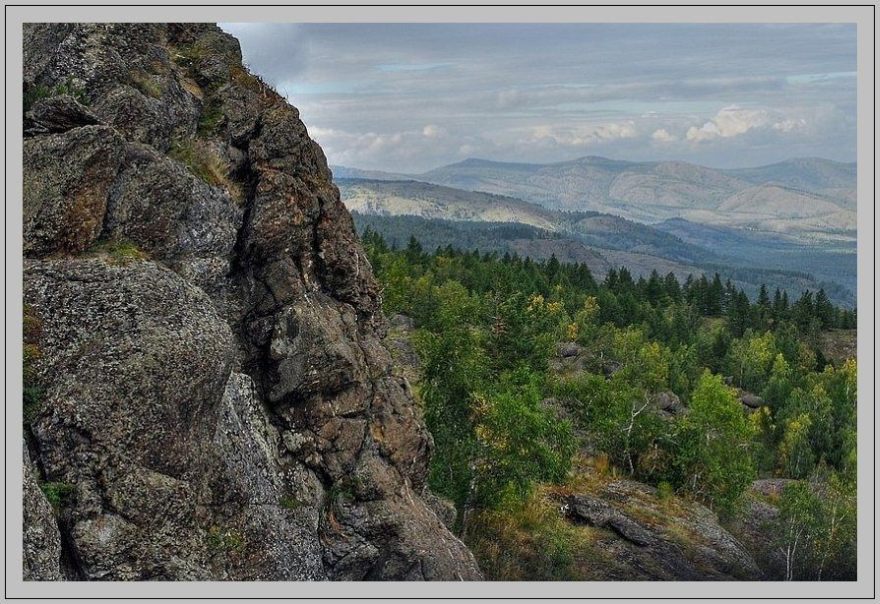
(221, 23, 856, 173)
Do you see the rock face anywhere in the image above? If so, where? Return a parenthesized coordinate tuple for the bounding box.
(22, 23, 480, 581)
(560, 478, 762, 581)
(23, 446, 63, 581)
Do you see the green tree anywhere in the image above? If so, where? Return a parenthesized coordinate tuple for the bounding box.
(774, 475, 856, 580)
(471, 371, 575, 506)
(814, 289, 834, 329)
(673, 371, 756, 515)
(726, 330, 777, 392)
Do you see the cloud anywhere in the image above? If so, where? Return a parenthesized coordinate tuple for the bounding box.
(651, 128, 677, 143)
(422, 124, 444, 138)
(685, 105, 769, 142)
(772, 118, 808, 132)
(529, 121, 638, 147)
(223, 23, 856, 170)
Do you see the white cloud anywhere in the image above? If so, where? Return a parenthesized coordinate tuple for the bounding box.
(686, 105, 769, 142)
(422, 124, 443, 138)
(529, 121, 638, 147)
(772, 118, 808, 132)
(651, 128, 677, 143)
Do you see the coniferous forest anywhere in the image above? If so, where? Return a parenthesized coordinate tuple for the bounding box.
(362, 228, 857, 581)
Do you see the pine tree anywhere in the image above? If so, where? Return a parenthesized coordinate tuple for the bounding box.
(772, 288, 785, 323)
(814, 288, 834, 329)
(664, 272, 681, 303)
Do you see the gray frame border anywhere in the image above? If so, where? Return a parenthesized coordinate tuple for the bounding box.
(4, 3, 875, 600)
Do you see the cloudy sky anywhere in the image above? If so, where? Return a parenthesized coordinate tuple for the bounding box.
(221, 23, 856, 173)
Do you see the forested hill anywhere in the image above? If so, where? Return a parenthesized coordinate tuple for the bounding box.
(352, 212, 856, 308)
(362, 228, 857, 581)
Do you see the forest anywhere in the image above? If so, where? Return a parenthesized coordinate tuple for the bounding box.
(361, 228, 858, 581)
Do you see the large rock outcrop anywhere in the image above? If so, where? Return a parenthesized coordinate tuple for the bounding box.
(22, 23, 480, 581)
(560, 479, 762, 580)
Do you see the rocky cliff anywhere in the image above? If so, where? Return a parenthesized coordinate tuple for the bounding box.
(22, 23, 481, 581)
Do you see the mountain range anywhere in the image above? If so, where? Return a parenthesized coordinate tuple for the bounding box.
(333, 156, 856, 244)
(336, 160, 857, 307)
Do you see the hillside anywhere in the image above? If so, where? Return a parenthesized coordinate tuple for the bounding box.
(342, 180, 855, 307)
(339, 178, 713, 265)
(340, 178, 560, 231)
(364, 232, 857, 582)
(333, 155, 856, 240)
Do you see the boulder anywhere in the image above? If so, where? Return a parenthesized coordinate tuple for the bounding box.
(389, 313, 416, 330)
(565, 494, 655, 546)
(558, 478, 761, 580)
(23, 125, 125, 256)
(739, 392, 765, 409)
(558, 341, 583, 358)
(650, 391, 687, 417)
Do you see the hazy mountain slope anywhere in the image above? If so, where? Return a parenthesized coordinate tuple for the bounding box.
(331, 165, 412, 181)
(352, 212, 612, 276)
(338, 178, 560, 231)
(722, 157, 856, 192)
(334, 155, 856, 238)
(718, 184, 843, 217)
(339, 178, 715, 265)
(654, 218, 856, 297)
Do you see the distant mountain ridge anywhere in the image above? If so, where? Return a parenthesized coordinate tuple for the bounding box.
(337, 178, 714, 265)
(338, 178, 855, 307)
(332, 156, 856, 241)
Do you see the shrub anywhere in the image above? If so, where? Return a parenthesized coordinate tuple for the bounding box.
(280, 495, 305, 510)
(197, 98, 224, 137)
(23, 78, 89, 112)
(673, 371, 756, 516)
(40, 481, 74, 511)
(470, 370, 576, 506)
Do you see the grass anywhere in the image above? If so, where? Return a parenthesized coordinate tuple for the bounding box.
(205, 526, 246, 553)
(87, 238, 149, 266)
(197, 98, 224, 137)
(168, 139, 243, 202)
(24, 78, 89, 112)
(171, 43, 207, 70)
(328, 480, 356, 506)
(467, 487, 599, 581)
(40, 481, 74, 511)
(280, 495, 305, 511)
(230, 64, 282, 100)
(129, 71, 164, 99)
